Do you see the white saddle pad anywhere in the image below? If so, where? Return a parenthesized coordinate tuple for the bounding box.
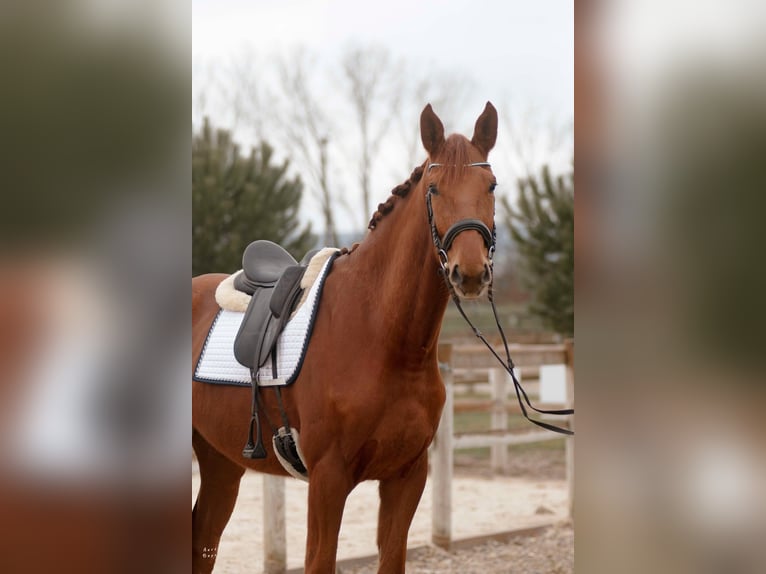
(194, 252, 337, 387)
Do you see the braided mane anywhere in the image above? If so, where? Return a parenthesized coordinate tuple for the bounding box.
(365, 135, 476, 232)
(367, 165, 424, 230)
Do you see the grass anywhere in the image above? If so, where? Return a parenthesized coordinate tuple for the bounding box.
(439, 302, 547, 341)
(452, 406, 566, 460)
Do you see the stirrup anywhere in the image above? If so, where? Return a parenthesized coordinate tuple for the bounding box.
(242, 414, 267, 459)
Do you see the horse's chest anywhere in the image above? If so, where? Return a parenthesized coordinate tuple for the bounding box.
(360, 381, 444, 478)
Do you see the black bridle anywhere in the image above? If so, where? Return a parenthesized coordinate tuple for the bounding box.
(425, 162, 574, 436)
(426, 189, 495, 270)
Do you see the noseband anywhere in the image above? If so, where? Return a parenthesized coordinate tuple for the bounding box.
(425, 162, 496, 270)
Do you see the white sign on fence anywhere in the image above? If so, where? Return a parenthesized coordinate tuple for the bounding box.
(539, 364, 567, 404)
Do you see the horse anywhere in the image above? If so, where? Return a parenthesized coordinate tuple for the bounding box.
(192, 101, 499, 574)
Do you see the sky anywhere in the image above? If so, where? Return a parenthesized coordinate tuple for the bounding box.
(192, 0, 574, 233)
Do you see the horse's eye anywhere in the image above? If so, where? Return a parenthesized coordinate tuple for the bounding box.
(489, 182, 497, 194)
(428, 183, 439, 195)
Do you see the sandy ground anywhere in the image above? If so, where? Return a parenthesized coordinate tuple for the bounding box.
(341, 523, 574, 574)
(192, 464, 568, 573)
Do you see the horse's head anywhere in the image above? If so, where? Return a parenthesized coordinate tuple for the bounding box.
(420, 102, 498, 299)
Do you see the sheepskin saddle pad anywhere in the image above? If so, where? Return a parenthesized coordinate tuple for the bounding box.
(194, 244, 339, 387)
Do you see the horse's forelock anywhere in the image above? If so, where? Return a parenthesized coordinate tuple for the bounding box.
(432, 135, 473, 185)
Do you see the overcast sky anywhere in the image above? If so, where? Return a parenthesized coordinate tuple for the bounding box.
(193, 0, 573, 233)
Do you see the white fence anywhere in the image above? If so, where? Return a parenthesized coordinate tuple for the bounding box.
(431, 341, 574, 549)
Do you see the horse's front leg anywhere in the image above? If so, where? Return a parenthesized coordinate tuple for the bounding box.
(304, 451, 354, 574)
(376, 451, 429, 574)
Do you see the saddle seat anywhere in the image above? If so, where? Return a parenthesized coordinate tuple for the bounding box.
(234, 241, 299, 294)
(233, 241, 319, 370)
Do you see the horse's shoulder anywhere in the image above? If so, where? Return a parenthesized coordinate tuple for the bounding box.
(192, 273, 228, 312)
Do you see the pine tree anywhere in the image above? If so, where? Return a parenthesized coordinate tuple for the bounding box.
(192, 119, 315, 276)
(502, 165, 573, 336)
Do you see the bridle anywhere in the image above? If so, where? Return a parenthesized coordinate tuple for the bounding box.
(425, 161, 574, 436)
(426, 196, 495, 271)
(425, 162, 496, 271)
(425, 161, 498, 279)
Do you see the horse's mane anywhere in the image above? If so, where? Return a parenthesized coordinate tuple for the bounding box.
(367, 164, 424, 231)
(365, 135, 474, 233)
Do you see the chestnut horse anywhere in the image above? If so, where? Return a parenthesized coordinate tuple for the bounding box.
(192, 102, 499, 573)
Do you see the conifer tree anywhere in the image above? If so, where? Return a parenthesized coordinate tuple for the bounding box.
(192, 119, 315, 275)
(502, 165, 573, 336)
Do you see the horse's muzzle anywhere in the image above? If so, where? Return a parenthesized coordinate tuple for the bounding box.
(448, 261, 492, 298)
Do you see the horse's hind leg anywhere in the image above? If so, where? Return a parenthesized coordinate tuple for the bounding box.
(376, 451, 429, 574)
(192, 429, 246, 574)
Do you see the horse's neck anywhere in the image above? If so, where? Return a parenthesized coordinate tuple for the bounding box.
(349, 191, 449, 361)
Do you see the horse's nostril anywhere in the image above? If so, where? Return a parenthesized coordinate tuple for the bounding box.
(482, 264, 491, 284)
(450, 265, 461, 285)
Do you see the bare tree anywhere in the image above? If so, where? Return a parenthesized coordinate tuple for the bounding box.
(500, 101, 573, 182)
(216, 47, 269, 142)
(340, 46, 404, 227)
(195, 45, 490, 245)
(192, 56, 216, 126)
(273, 48, 339, 246)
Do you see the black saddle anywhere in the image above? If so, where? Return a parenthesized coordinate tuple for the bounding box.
(233, 241, 319, 370)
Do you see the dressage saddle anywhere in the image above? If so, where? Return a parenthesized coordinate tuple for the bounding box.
(233, 241, 319, 371)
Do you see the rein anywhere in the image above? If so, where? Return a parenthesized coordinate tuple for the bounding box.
(426, 162, 574, 436)
(447, 288, 574, 435)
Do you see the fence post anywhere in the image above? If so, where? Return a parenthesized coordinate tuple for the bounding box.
(432, 343, 453, 550)
(564, 338, 575, 522)
(489, 368, 509, 472)
(263, 474, 286, 574)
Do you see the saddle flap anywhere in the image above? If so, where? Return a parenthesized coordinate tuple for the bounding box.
(270, 266, 306, 318)
(233, 287, 279, 369)
(233, 266, 307, 370)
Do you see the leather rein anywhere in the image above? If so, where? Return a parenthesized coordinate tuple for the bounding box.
(425, 162, 574, 436)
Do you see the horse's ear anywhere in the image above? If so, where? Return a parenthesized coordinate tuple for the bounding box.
(471, 101, 498, 156)
(420, 103, 445, 157)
